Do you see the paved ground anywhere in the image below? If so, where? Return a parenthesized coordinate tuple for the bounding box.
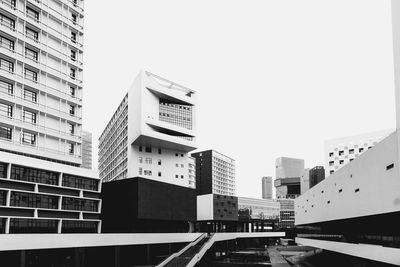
(267, 247, 291, 267)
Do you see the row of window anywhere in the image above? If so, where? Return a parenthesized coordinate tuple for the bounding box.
(0, 11, 80, 45)
(138, 146, 162, 154)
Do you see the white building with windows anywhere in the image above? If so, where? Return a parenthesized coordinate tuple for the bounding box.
(0, 0, 101, 234)
(324, 130, 392, 176)
(99, 70, 197, 189)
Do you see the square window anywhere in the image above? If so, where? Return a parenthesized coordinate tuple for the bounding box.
(158, 172, 161, 177)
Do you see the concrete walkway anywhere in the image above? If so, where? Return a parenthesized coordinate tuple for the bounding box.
(267, 248, 291, 267)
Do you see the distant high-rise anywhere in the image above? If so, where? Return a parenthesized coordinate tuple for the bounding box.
(324, 130, 391, 176)
(275, 157, 304, 179)
(309, 166, 325, 189)
(81, 131, 92, 169)
(262, 176, 273, 199)
(300, 168, 310, 195)
(192, 150, 235, 196)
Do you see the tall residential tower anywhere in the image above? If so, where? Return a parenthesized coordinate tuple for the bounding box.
(192, 149, 236, 196)
(0, 0, 101, 234)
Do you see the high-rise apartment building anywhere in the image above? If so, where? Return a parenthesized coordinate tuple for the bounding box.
(98, 70, 197, 188)
(81, 130, 92, 169)
(261, 176, 273, 199)
(324, 130, 391, 176)
(99, 71, 198, 232)
(192, 149, 236, 196)
(0, 0, 101, 234)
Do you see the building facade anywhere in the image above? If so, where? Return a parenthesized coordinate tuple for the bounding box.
(275, 157, 304, 179)
(300, 168, 309, 195)
(81, 130, 92, 169)
(309, 166, 325, 189)
(277, 198, 295, 229)
(98, 71, 197, 189)
(192, 149, 236, 196)
(324, 130, 391, 176)
(261, 176, 273, 199)
(0, 0, 101, 233)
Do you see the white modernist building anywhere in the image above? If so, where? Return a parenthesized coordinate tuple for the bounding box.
(295, 1, 400, 265)
(324, 129, 392, 176)
(99, 71, 197, 189)
(81, 130, 92, 169)
(0, 0, 101, 234)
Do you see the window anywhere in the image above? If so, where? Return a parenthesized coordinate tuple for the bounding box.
(138, 167, 142, 175)
(329, 161, 334, 166)
(71, 13, 77, 24)
(145, 158, 152, 164)
(180, 175, 184, 179)
(0, 126, 12, 140)
(25, 47, 38, 61)
(145, 147, 152, 153)
(0, 58, 14, 72)
(158, 172, 161, 177)
(24, 68, 37, 82)
(327, 201, 330, 204)
(359, 148, 364, 153)
(349, 158, 354, 162)
(355, 188, 360, 193)
(349, 149, 354, 154)
(175, 175, 178, 178)
(0, 80, 13, 95)
(71, 32, 77, 43)
(144, 170, 152, 176)
(339, 160, 344, 165)
(175, 153, 178, 157)
(175, 163, 179, 167)
(26, 6, 39, 21)
(69, 105, 75, 116)
(68, 123, 75, 134)
(70, 86, 76, 97)
(158, 148, 161, 154)
(70, 50, 76, 61)
(0, 102, 12, 117)
(338, 150, 344, 156)
(0, 14, 15, 29)
(158, 159, 161, 166)
(181, 164, 184, 168)
(329, 152, 334, 157)
(26, 27, 38, 41)
(181, 154, 184, 157)
(23, 89, 37, 102)
(4, 0, 16, 8)
(0, 35, 14, 50)
(22, 110, 36, 124)
(139, 146, 142, 152)
(386, 163, 394, 171)
(70, 68, 76, 79)
(22, 132, 36, 145)
(138, 157, 143, 163)
(62, 174, 98, 191)
(368, 146, 372, 149)
(68, 143, 74, 154)
(339, 189, 343, 193)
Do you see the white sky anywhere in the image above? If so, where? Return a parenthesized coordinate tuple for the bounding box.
(83, 0, 396, 198)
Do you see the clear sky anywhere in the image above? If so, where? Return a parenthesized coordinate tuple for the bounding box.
(83, 0, 395, 198)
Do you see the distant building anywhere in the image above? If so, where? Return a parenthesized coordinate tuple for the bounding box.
(300, 168, 310, 195)
(275, 157, 304, 179)
(262, 176, 273, 199)
(81, 131, 92, 169)
(196, 194, 279, 232)
(309, 166, 325, 189)
(277, 198, 295, 229)
(324, 130, 391, 176)
(192, 150, 235, 196)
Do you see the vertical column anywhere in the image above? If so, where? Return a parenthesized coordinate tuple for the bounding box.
(114, 246, 120, 267)
(20, 250, 26, 267)
(7, 163, 11, 179)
